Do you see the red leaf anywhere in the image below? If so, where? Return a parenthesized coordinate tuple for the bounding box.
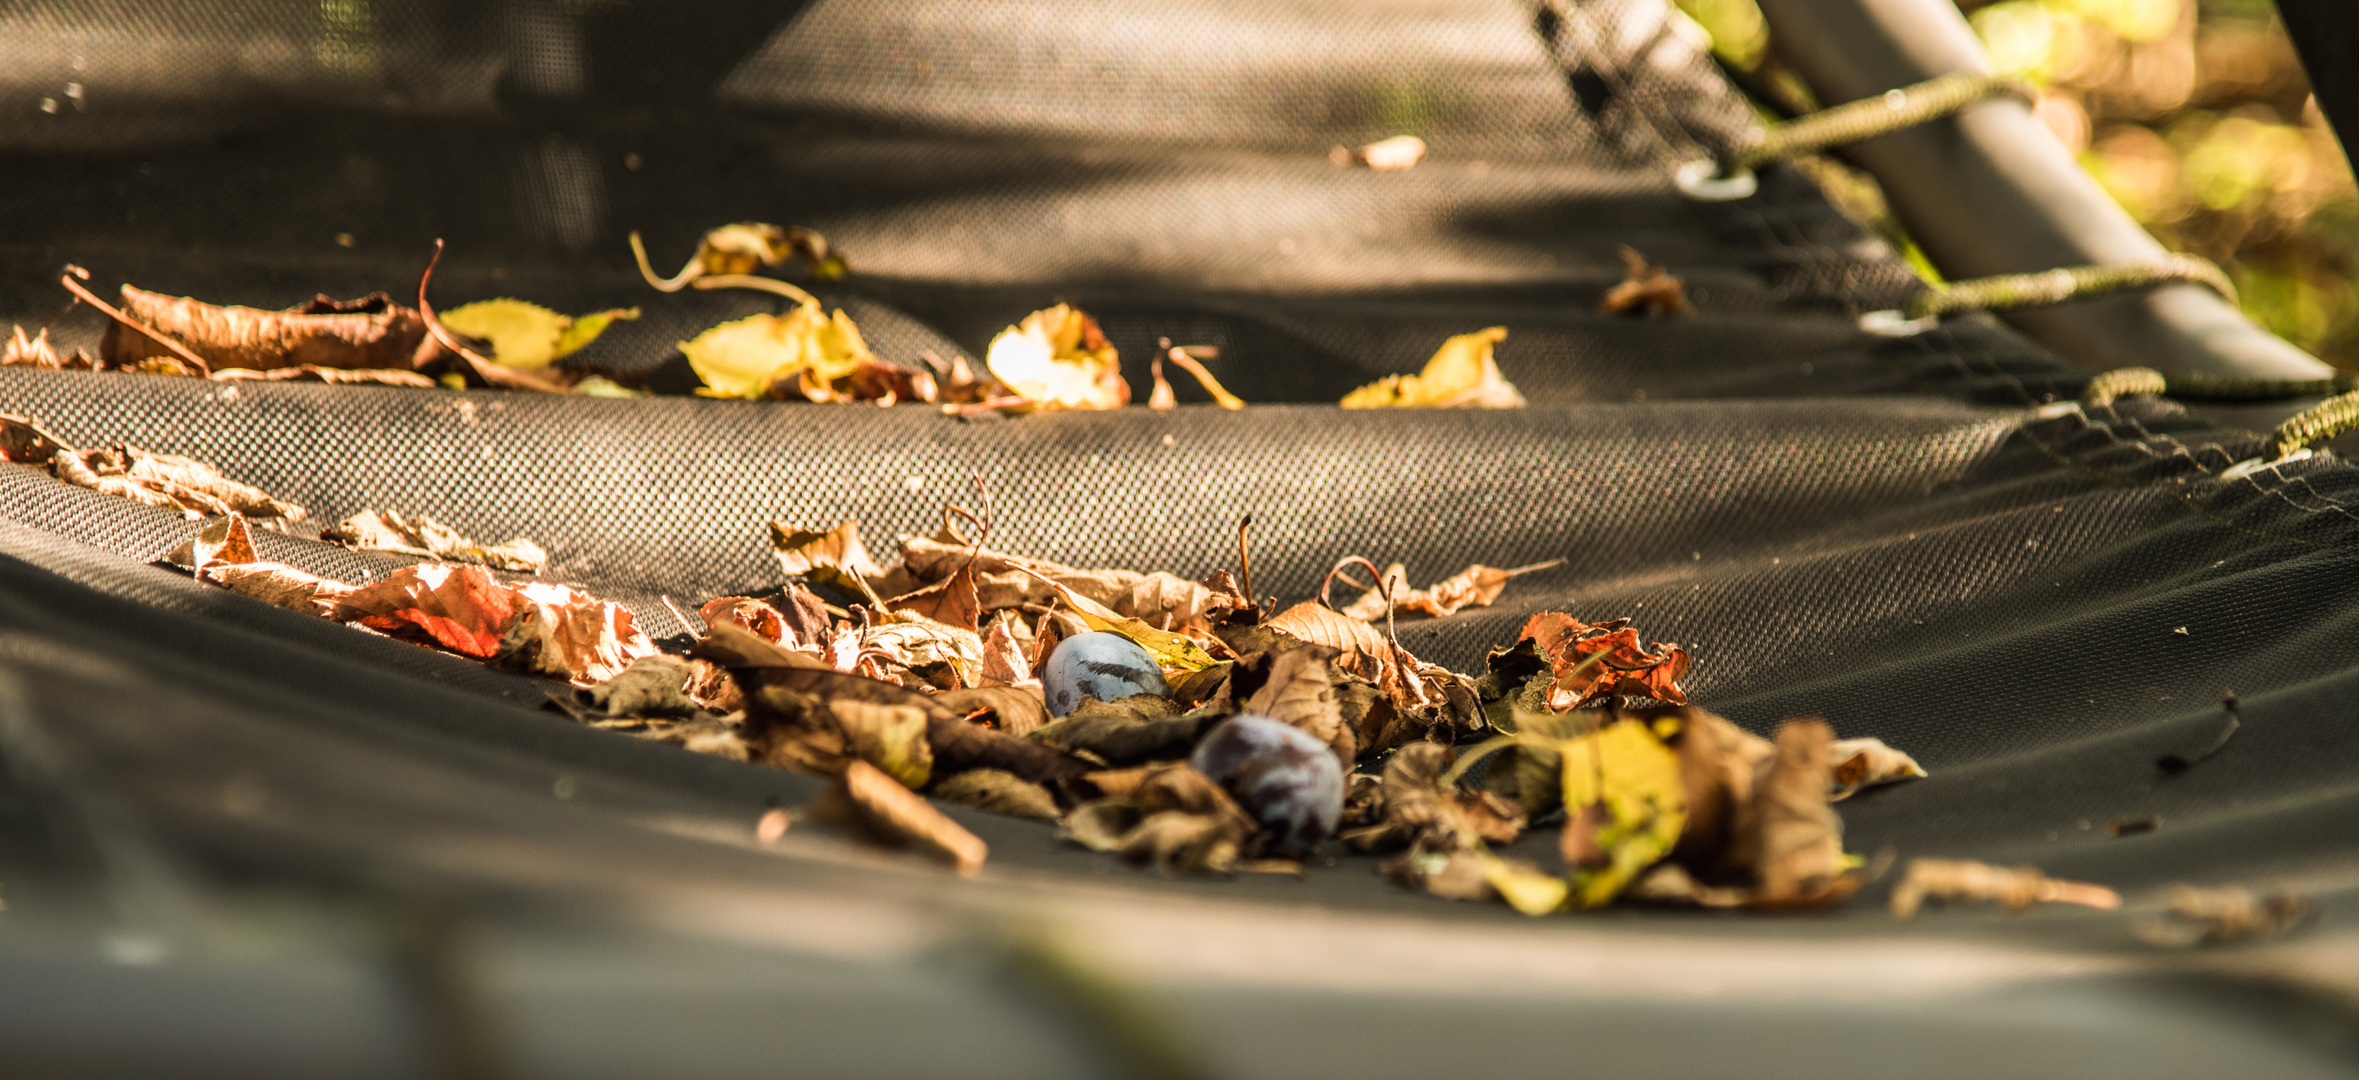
(1519, 612, 1690, 709)
(333, 563, 518, 657)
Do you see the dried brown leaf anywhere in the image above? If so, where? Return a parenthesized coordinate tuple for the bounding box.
(1596, 246, 1688, 317)
(1242, 643, 1353, 765)
(838, 759, 987, 876)
(1115, 811, 1242, 876)
(931, 768, 1061, 820)
(2134, 885, 2314, 947)
(1829, 737, 1929, 801)
(1889, 859, 2120, 919)
(1059, 801, 1142, 851)
(770, 520, 888, 599)
(1028, 696, 1206, 765)
(1746, 718, 1859, 910)
(210, 364, 439, 387)
(168, 512, 259, 572)
(207, 561, 352, 614)
(700, 595, 790, 646)
(1339, 559, 1561, 621)
(979, 613, 1036, 686)
(0, 414, 71, 465)
(494, 581, 662, 685)
(886, 561, 981, 632)
(571, 654, 705, 719)
(101, 286, 451, 373)
(934, 685, 1050, 738)
(323, 508, 548, 575)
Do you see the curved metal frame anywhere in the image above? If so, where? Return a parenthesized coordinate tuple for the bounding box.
(1753, 0, 2334, 381)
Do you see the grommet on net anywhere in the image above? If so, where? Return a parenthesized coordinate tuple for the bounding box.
(2221, 447, 2313, 480)
(1674, 159, 1756, 202)
(1857, 309, 1937, 337)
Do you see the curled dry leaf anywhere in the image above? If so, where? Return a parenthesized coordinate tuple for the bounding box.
(438, 299, 637, 370)
(1596, 246, 1688, 317)
(931, 768, 1061, 820)
(837, 759, 987, 876)
(1829, 737, 1929, 801)
(771, 520, 888, 600)
(4, 325, 94, 369)
(211, 365, 438, 387)
(1339, 742, 1525, 853)
(39, 439, 305, 523)
(863, 614, 988, 688)
(497, 582, 660, 685)
(1889, 859, 2121, 919)
(984, 304, 1127, 410)
(635, 222, 847, 290)
(1058, 764, 1259, 876)
(1340, 327, 1525, 409)
(714, 631, 1091, 786)
(1339, 559, 1564, 621)
(1522, 612, 1689, 709)
(0, 414, 70, 464)
(170, 512, 353, 614)
(570, 655, 706, 720)
(701, 595, 791, 646)
(2134, 885, 2315, 947)
(323, 508, 549, 574)
(99, 285, 452, 374)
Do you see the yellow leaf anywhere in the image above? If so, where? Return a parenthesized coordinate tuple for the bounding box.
(681, 306, 875, 399)
(441, 299, 638, 370)
(554, 307, 640, 359)
(985, 303, 1128, 409)
(1014, 566, 1219, 672)
(1557, 717, 1688, 908)
(1482, 855, 1570, 915)
(1340, 326, 1526, 409)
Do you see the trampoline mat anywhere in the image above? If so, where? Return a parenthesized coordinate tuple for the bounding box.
(2, 0, 2358, 1076)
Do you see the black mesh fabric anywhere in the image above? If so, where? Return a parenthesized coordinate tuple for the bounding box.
(3, 0, 2358, 1074)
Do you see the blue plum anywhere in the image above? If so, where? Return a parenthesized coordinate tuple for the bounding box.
(1190, 713, 1344, 853)
(1043, 631, 1169, 717)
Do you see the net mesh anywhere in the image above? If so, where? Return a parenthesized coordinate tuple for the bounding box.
(1, 0, 2355, 918)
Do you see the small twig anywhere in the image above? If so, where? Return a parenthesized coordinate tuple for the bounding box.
(659, 594, 704, 637)
(57, 266, 212, 376)
(416, 240, 499, 371)
(690, 273, 820, 309)
(2158, 690, 2241, 774)
(1164, 346, 1245, 410)
(1235, 515, 1257, 616)
(945, 470, 995, 578)
(1319, 554, 1404, 656)
(628, 231, 701, 292)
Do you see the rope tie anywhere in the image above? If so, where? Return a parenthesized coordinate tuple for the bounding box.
(1860, 254, 2237, 337)
(2061, 365, 2359, 478)
(1677, 73, 2033, 202)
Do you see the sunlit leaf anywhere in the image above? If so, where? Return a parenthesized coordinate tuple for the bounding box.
(1340, 327, 1524, 409)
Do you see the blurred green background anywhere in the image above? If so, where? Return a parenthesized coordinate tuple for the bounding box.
(1676, 0, 2359, 367)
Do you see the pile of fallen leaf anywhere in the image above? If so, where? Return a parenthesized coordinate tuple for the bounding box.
(144, 478, 1964, 915)
(9, 224, 1558, 415)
